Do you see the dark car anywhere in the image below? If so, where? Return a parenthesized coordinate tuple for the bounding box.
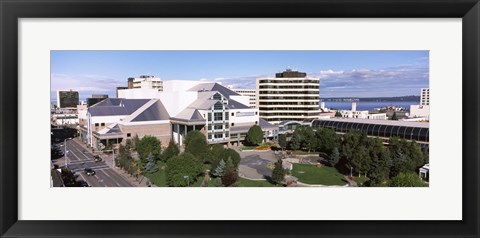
(77, 180, 90, 187)
(94, 155, 102, 162)
(84, 168, 96, 176)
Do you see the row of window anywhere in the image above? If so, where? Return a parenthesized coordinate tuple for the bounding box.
(207, 123, 230, 130)
(260, 112, 319, 117)
(311, 120, 429, 142)
(207, 132, 230, 139)
(259, 102, 318, 105)
(259, 91, 319, 95)
(94, 123, 105, 127)
(259, 107, 319, 111)
(259, 85, 319, 89)
(258, 80, 319, 84)
(259, 96, 319, 100)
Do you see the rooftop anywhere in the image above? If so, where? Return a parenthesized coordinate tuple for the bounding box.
(314, 117, 429, 128)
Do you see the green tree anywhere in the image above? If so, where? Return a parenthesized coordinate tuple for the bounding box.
(316, 128, 338, 154)
(245, 125, 263, 146)
(184, 130, 209, 160)
(390, 172, 427, 187)
(136, 136, 162, 163)
(132, 134, 140, 150)
(162, 140, 179, 161)
(165, 153, 203, 187)
(290, 127, 303, 150)
(327, 147, 340, 167)
(212, 159, 226, 177)
(271, 159, 286, 185)
(390, 112, 398, 120)
(278, 134, 287, 151)
(143, 153, 159, 174)
(303, 127, 316, 152)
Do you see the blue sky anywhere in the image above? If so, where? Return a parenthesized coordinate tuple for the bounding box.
(51, 50, 429, 101)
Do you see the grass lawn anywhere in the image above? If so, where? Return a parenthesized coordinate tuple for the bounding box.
(292, 164, 347, 186)
(143, 161, 167, 187)
(237, 177, 274, 187)
(354, 176, 369, 186)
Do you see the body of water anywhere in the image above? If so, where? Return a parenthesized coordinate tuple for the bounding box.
(323, 101, 418, 111)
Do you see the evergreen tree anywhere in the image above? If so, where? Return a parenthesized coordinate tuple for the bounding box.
(162, 140, 180, 161)
(271, 159, 286, 185)
(391, 112, 398, 120)
(303, 127, 316, 152)
(278, 134, 287, 151)
(335, 111, 342, 117)
(184, 130, 209, 160)
(212, 159, 226, 177)
(143, 153, 159, 174)
(327, 147, 340, 167)
(290, 128, 303, 150)
(132, 134, 140, 150)
(225, 157, 235, 171)
(245, 125, 263, 145)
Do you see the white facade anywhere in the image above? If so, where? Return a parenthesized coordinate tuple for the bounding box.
(158, 91, 198, 117)
(233, 89, 257, 108)
(131, 75, 163, 91)
(256, 69, 320, 124)
(421, 88, 430, 106)
(118, 88, 159, 99)
(338, 110, 387, 120)
(409, 105, 430, 120)
(162, 80, 207, 92)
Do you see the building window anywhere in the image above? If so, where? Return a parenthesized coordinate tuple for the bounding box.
(101, 123, 105, 126)
(214, 102, 223, 110)
(208, 134, 212, 139)
(213, 93, 222, 100)
(95, 123, 99, 127)
(127, 133, 131, 137)
(255, 112, 258, 115)
(214, 112, 223, 121)
(225, 132, 229, 137)
(231, 123, 235, 127)
(214, 124, 223, 130)
(208, 113, 212, 121)
(208, 125, 212, 130)
(214, 133, 223, 139)
(225, 112, 229, 120)
(225, 124, 229, 129)
(255, 121, 258, 125)
(231, 112, 234, 116)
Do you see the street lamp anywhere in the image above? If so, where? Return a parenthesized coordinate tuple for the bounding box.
(102, 149, 115, 168)
(183, 175, 189, 187)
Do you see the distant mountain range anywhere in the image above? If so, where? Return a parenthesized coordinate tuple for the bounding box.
(320, 95, 420, 102)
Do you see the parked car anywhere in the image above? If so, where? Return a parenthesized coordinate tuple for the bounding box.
(77, 180, 90, 187)
(84, 168, 96, 176)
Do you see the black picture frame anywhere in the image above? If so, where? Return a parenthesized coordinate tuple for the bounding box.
(1, 0, 479, 237)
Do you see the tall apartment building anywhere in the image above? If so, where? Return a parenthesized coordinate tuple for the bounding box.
(129, 75, 163, 92)
(232, 88, 257, 108)
(56, 89, 79, 108)
(421, 88, 430, 106)
(256, 69, 320, 124)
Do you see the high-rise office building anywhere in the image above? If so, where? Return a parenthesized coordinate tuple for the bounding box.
(256, 69, 320, 124)
(232, 88, 257, 108)
(421, 88, 430, 106)
(86, 94, 108, 106)
(56, 89, 79, 108)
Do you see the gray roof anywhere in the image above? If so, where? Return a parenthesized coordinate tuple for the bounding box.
(172, 108, 205, 121)
(188, 83, 240, 97)
(131, 100, 170, 121)
(88, 98, 150, 116)
(230, 119, 277, 133)
(227, 99, 250, 109)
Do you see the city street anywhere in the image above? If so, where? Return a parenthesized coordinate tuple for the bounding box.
(53, 139, 134, 187)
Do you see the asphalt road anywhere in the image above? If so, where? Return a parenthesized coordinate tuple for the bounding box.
(55, 139, 133, 187)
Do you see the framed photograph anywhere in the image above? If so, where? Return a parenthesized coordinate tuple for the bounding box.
(1, 0, 479, 237)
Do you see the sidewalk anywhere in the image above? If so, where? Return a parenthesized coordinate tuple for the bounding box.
(73, 138, 152, 187)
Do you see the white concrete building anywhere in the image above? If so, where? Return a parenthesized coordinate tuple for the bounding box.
(130, 75, 163, 92)
(256, 69, 320, 124)
(421, 88, 430, 106)
(232, 88, 257, 108)
(409, 105, 430, 120)
(337, 102, 387, 120)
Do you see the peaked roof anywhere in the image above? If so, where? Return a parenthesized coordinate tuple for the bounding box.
(188, 83, 240, 97)
(172, 108, 205, 121)
(131, 100, 170, 122)
(88, 98, 150, 116)
(227, 99, 250, 110)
